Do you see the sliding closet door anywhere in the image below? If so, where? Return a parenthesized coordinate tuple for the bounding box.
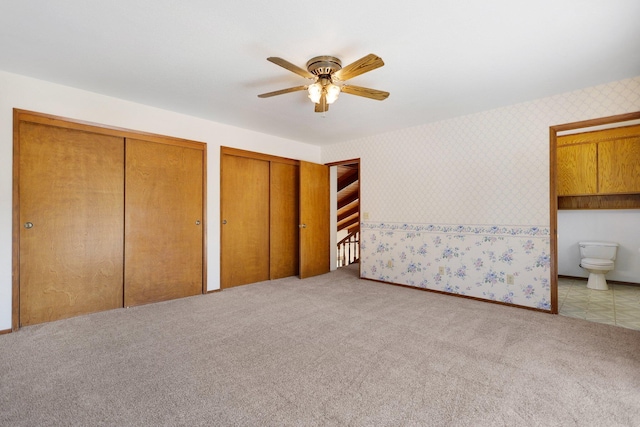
(124, 138, 204, 306)
(299, 161, 330, 279)
(220, 154, 270, 288)
(270, 162, 299, 279)
(19, 122, 125, 326)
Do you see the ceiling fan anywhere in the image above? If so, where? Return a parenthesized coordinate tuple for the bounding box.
(257, 54, 389, 113)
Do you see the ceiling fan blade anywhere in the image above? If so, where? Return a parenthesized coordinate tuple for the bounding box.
(341, 85, 390, 101)
(314, 94, 328, 113)
(333, 54, 384, 81)
(267, 57, 315, 79)
(257, 86, 307, 98)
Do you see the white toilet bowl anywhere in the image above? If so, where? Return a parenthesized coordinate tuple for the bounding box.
(579, 241, 618, 291)
(580, 258, 615, 290)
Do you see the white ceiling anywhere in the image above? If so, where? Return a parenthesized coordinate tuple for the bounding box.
(1, 1, 639, 145)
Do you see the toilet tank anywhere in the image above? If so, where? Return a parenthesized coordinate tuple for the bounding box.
(579, 241, 618, 260)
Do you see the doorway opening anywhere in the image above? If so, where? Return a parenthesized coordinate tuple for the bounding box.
(550, 111, 640, 329)
(329, 159, 360, 270)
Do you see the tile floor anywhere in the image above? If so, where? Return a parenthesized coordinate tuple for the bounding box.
(558, 277, 640, 331)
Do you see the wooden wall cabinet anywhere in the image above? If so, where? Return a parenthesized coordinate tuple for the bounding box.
(557, 143, 597, 196)
(598, 137, 640, 194)
(557, 124, 640, 197)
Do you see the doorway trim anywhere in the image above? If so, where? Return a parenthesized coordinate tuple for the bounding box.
(549, 111, 640, 315)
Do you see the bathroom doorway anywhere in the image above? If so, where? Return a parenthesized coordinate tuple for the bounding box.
(550, 112, 640, 330)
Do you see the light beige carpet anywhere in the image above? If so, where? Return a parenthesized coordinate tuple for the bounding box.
(1, 264, 639, 426)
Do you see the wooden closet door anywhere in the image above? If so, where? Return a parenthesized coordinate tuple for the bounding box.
(19, 122, 124, 326)
(220, 154, 270, 288)
(299, 161, 330, 279)
(124, 138, 203, 306)
(270, 162, 299, 279)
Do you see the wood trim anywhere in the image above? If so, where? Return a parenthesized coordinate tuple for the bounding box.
(549, 111, 640, 317)
(357, 161, 361, 278)
(552, 112, 640, 133)
(557, 124, 640, 146)
(549, 127, 559, 314)
(202, 144, 208, 294)
(13, 109, 208, 330)
(325, 157, 360, 167)
(13, 109, 205, 150)
(0, 328, 12, 335)
(558, 194, 640, 209)
(220, 146, 299, 165)
(362, 277, 552, 314)
(12, 111, 21, 331)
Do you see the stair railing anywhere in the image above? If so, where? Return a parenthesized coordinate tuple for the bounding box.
(337, 230, 359, 267)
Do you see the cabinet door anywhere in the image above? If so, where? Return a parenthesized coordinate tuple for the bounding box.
(220, 154, 270, 288)
(19, 122, 124, 326)
(557, 144, 597, 196)
(299, 161, 330, 279)
(124, 138, 204, 306)
(598, 137, 640, 194)
(270, 162, 299, 279)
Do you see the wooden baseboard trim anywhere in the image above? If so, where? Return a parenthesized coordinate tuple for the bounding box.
(558, 275, 640, 287)
(206, 289, 222, 294)
(361, 277, 552, 314)
(0, 328, 12, 335)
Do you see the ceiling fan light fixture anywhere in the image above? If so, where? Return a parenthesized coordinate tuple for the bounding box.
(259, 54, 388, 113)
(325, 83, 341, 104)
(307, 83, 322, 103)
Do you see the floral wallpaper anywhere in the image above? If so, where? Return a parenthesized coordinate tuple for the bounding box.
(322, 77, 640, 312)
(361, 222, 551, 310)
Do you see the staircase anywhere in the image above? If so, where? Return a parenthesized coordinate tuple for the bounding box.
(336, 162, 359, 267)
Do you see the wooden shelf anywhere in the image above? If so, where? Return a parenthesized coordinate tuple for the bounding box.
(558, 194, 640, 210)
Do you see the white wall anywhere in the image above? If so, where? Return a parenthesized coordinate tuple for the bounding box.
(322, 77, 640, 310)
(558, 209, 640, 283)
(0, 70, 321, 331)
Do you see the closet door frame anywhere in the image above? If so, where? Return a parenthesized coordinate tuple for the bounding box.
(12, 109, 208, 331)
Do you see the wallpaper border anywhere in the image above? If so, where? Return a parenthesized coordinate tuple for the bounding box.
(361, 222, 550, 237)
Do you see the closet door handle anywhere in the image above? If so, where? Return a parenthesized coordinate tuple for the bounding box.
(222, 220, 227, 225)
(24, 222, 34, 229)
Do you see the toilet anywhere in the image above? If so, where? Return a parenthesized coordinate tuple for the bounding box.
(579, 241, 619, 290)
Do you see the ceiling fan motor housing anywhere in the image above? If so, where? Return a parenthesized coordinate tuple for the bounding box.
(306, 56, 342, 77)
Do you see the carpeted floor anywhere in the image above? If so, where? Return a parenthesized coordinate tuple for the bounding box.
(1, 264, 639, 426)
